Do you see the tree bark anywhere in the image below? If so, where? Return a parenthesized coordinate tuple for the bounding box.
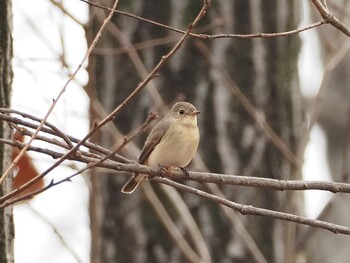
(88, 1, 302, 262)
(0, 0, 14, 262)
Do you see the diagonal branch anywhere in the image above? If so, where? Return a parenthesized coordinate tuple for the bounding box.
(310, 0, 350, 36)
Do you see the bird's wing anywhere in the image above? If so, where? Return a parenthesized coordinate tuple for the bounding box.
(139, 120, 170, 164)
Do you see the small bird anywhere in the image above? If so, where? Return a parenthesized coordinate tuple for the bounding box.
(121, 101, 200, 194)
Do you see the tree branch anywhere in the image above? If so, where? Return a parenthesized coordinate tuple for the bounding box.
(2, 113, 350, 236)
(2, 112, 350, 205)
(310, 0, 350, 36)
(81, 0, 330, 39)
(154, 177, 350, 236)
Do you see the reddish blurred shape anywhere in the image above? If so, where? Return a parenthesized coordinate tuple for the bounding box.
(12, 131, 44, 198)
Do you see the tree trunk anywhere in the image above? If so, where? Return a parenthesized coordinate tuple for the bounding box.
(88, 1, 302, 262)
(0, 0, 14, 262)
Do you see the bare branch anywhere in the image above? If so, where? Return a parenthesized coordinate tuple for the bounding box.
(310, 0, 350, 36)
(4, 128, 350, 191)
(49, 0, 85, 27)
(2, 121, 350, 236)
(26, 204, 83, 263)
(81, 0, 329, 39)
(2, 132, 350, 203)
(200, 19, 330, 39)
(154, 177, 350, 236)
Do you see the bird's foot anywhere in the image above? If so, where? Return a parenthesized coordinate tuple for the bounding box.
(179, 167, 190, 180)
(157, 165, 172, 178)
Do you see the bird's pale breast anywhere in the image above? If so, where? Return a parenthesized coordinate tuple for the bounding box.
(146, 120, 199, 168)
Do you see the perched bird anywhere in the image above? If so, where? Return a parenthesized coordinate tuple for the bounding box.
(121, 101, 200, 194)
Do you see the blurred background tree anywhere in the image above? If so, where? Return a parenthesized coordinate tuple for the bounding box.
(304, 2, 350, 262)
(88, 1, 303, 262)
(0, 0, 14, 262)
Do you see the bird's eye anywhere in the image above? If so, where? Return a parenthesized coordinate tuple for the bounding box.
(178, 109, 185, 115)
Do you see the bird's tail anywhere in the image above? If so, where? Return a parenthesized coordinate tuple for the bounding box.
(121, 174, 145, 194)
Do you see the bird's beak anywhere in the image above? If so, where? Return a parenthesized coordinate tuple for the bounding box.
(191, 110, 201, 115)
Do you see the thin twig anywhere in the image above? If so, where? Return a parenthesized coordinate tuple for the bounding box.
(3, 136, 350, 197)
(0, 113, 157, 204)
(3, 108, 74, 149)
(154, 177, 350, 236)
(93, 17, 226, 56)
(6, 132, 350, 193)
(26, 204, 83, 263)
(100, 17, 165, 110)
(3, 137, 350, 236)
(4, 152, 350, 236)
(49, 0, 85, 26)
(0, 110, 130, 163)
(81, 0, 329, 39)
(310, 0, 350, 36)
(200, 19, 330, 39)
(5, 134, 350, 208)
